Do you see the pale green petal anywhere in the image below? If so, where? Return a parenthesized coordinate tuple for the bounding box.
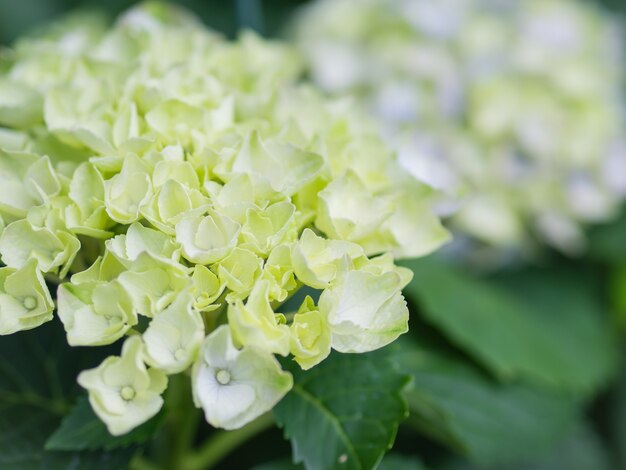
(289, 296, 331, 370)
(260, 244, 298, 302)
(0, 220, 80, 274)
(227, 280, 290, 356)
(0, 259, 54, 334)
(291, 228, 364, 289)
(191, 265, 224, 312)
(240, 201, 297, 256)
(143, 293, 204, 373)
(106, 223, 181, 268)
(57, 280, 137, 346)
(319, 269, 409, 353)
(104, 155, 152, 224)
(215, 132, 324, 197)
(0, 79, 42, 128)
(315, 171, 393, 247)
(176, 212, 240, 265)
(214, 248, 262, 300)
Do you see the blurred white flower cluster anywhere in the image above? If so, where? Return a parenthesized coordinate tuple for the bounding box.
(0, 3, 448, 434)
(294, 0, 626, 254)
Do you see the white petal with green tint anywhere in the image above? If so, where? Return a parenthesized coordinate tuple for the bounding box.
(176, 211, 240, 265)
(57, 280, 138, 346)
(78, 336, 168, 436)
(192, 325, 293, 430)
(0, 259, 54, 334)
(319, 268, 409, 353)
(143, 293, 204, 374)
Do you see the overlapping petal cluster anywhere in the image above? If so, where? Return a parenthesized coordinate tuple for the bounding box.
(0, 4, 448, 433)
(295, 0, 626, 254)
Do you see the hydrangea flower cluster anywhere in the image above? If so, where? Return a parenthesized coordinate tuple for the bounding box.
(294, 0, 626, 254)
(0, 4, 449, 434)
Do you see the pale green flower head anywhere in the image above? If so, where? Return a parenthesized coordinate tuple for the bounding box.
(78, 335, 168, 436)
(294, 0, 626, 256)
(192, 325, 293, 430)
(0, 1, 448, 433)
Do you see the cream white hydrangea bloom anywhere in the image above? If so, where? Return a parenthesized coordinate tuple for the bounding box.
(193, 325, 293, 430)
(294, 0, 626, 255)
(78, 336, 168, 436)
(0, 2, 448, 434)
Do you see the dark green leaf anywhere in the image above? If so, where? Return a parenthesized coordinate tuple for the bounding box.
(491, 265, 618, 393)
(46, 396, 162, 451)
(0, 320, 136, 469)
(401, 257, 617, 394)
(443, 422, 612, 470)
(274, 349, 410, 470)
(379, 454, 429, 470)
(251, 458, 303, 470)
(392, 338, 579, 465)
(611, 364, 626, 470)
(587, 206, 626, 264)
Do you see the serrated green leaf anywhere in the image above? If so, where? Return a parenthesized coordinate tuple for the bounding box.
(391, 338, 579, 465)
(45, 396, 163, 452)
(274, 349, 410, 470)
(401, 257, 617, 394)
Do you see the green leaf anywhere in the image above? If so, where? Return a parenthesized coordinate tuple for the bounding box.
(45, 396, 162, 451)
(611, 365, 626, 470)
(0, 320, 136, 469)
(490, 265, 618, 393)
(392, 338, 579, 465)
(274, 349, 410, 470)
(443, 422, 612, 470)
(379, 454, 429, 470)
(251, 459, 303, 470)
(401, 257, 617, 394)
(587, 206, 626, 264)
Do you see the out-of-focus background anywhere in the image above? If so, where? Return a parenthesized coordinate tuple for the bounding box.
(0, 0, 623, 45)
(0, 0, 307, 43)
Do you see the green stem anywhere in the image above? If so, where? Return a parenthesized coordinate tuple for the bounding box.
(165, 375, 200, 470)
(181, 413, 274, 470)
